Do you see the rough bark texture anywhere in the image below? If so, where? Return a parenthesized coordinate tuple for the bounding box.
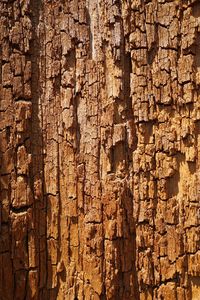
(0, 0, 200, 299)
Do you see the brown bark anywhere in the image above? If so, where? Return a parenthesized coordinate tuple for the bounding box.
(0, 1, 200, 299)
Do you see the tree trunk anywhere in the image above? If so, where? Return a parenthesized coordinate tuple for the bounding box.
(0, 1, 200, 299)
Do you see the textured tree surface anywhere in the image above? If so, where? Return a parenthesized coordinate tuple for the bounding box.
(0, 0, 200, 299)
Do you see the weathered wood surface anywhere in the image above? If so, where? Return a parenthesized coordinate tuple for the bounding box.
(0, 1, 200, 299)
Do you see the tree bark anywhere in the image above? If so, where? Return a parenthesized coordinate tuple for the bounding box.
(0, 1, 200, 299)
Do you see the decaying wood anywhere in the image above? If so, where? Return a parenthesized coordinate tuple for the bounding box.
(0, 1, 200, 299)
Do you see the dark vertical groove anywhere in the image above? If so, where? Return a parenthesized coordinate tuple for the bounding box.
(30, 0, 46, 298)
